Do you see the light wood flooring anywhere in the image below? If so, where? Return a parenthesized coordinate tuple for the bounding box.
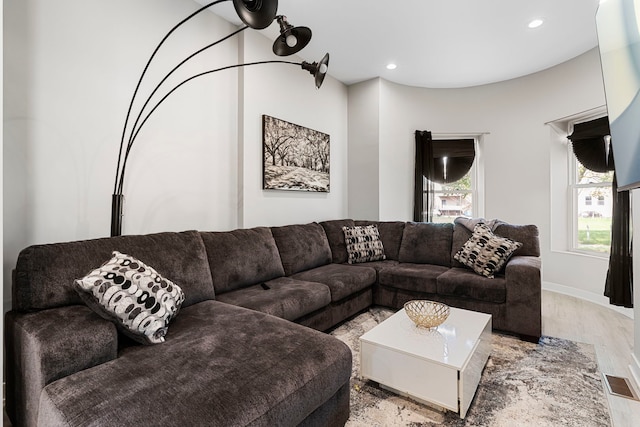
(543, 290, 640, 427)
(3, 290, 639, 426)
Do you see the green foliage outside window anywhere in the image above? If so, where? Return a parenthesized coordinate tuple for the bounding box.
(577, 164, 613, 184)
(440, 173, 472, 194)
(575, 162, 612, 253)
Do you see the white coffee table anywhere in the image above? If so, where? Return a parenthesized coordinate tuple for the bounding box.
(359, 306, 491, 418)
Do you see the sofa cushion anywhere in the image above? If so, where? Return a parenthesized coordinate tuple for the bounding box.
(437, 267, 507, 303)
(292, 263, 376, 302)
(6, 306, 118, 427)
(37, 301, 352, 427)
(74, 251, 185, 345)
(494, 223, 540, 257)
(348, 259, 399, 272)
(320, 219, 355, 264)
(451, 223, 473, 268)
(355, 221, 405, 260)
(451, 221, 540, 268)
(378, 263, 449, 294)
(454, 223, 522, 278)
(215, 277, 331, 321)
(398, 222, 453, 267)
(200, 227, 285, 295)
(271, 223, 332, 276)
(13, 230, 214, 312)
(342, 225, 386, 264)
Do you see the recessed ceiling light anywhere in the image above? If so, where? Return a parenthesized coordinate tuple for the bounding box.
(528, 18, 544, 29)
(386, 63, 397, 70)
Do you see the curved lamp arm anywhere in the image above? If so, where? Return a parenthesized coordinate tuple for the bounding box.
(115, 0, 282, 196)
(117, 54, 330, 196)
(125, 25, 248, 157)
(115, 0, 230, 195)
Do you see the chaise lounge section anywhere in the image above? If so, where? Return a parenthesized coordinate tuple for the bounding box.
(5, 217, 541, 426)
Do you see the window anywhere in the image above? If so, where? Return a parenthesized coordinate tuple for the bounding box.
(414, 132, 484, 223)
(429, 167, 475, 224)
(424, 137, 480, 224)
(567, 117, 613, 255)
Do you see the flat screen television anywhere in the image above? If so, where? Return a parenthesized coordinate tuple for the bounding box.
(596, 0, 640, 191)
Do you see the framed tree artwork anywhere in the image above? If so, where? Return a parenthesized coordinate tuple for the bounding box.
(262, 115, 330, 192)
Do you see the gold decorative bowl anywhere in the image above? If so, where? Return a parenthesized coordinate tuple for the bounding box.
(404, 300, 450, 329)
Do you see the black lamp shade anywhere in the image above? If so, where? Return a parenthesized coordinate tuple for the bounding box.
(302, 52, 330, 88)
(273, 16, 312, 56)
(233, 0, 278, 30)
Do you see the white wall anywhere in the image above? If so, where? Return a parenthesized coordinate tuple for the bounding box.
(239, 30, 348, 228)
(3, 0, 349, 312)
(347, 48, 623, 307)
(347, 79, 380, 220)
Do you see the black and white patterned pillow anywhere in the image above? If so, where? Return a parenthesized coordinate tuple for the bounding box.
(454, 223, 522, 278)
(342, 225, 386, 264)
(75, 251, 185, 345)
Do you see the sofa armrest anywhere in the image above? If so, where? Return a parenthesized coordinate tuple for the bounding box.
(5, 305, 118, 427)
(504, 256, 542, 339)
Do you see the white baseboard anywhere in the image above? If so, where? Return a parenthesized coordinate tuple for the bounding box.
(543, 281, 634, 319)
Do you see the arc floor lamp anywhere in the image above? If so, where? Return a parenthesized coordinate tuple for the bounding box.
(111, 0, 329, 236)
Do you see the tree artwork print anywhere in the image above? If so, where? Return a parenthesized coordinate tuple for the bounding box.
(262, 115, 330, 192)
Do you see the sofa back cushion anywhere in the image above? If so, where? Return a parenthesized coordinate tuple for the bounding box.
(451, 222, 540, 268)
(355, 221, 405, 261)
(200, 227, 285, 295)
(271, 222, 332, 275)
(493, 223, 540, 257)
(13, 231, 215, 312)
(320, 219, 355, 264)
(398, 222, 453, 267)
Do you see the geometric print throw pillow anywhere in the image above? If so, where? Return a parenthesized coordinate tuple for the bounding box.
(74, 251, 185, 345)
(454, 223, 523, 278)
(342, 225, 386, 264)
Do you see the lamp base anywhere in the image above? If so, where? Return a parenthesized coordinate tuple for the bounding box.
(111, 194, 123, 237)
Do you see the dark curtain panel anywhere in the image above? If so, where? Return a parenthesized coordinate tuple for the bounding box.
(414, 131, 432, 222)
(414, 133, 474, 222)
(604, 174, 633, 307)
(568, 117, 633, 308)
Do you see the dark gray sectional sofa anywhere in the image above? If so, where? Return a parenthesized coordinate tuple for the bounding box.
(5, 218, 541, 427)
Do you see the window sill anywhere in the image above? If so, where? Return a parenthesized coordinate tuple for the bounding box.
(550, 249, 610, 260)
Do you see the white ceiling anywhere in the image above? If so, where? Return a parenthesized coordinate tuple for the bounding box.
(200, 0, 603, 88)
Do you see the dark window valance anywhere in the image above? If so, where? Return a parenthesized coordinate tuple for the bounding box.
(568, 116, 614, 172)
(424, 139, 476, 184)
